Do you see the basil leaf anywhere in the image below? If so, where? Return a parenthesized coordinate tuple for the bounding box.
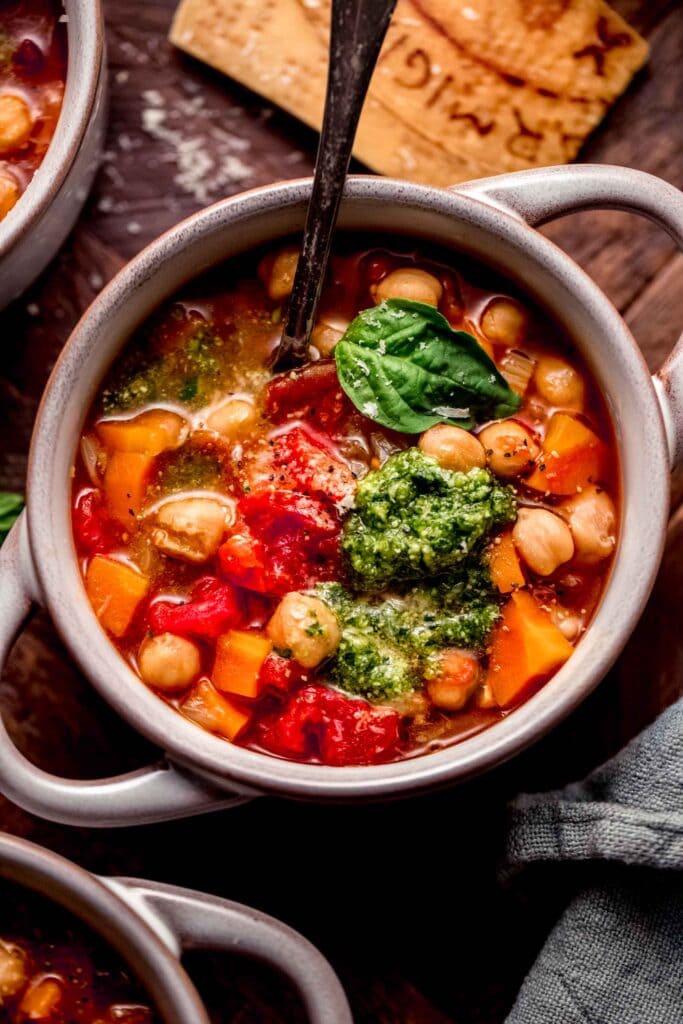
(0, 493, 24, 546)
(335, 298, 520, 432)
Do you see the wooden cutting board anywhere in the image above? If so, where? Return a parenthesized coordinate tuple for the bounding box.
(169, 0, 648, 187)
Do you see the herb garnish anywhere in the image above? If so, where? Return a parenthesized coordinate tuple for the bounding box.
(335, 298, 520, 433)
(0, 493, 24, 546)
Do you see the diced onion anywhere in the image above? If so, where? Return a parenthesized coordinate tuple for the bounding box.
(500, 349, 536, 396)
(79, 434, 106, 486)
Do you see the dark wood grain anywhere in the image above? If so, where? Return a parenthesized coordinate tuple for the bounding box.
(1, 2, 682, 1022)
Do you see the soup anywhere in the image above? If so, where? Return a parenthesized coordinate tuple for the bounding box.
(0, 882, 157, 1022)
(72, 239, 618, 767)
(0, 0, 67, 220)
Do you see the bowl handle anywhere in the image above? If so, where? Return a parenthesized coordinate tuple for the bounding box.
(453, 163, 683, 469)
(0, 515, 253, 826)
(107, 878, 354, 1024)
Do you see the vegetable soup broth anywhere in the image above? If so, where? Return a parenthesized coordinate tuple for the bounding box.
(0, 881, 157, 1022)
(72, 238, 618, 767)
(0, 0, 67, 219)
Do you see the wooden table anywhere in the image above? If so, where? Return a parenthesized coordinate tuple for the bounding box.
(1, 2, 682, 1020)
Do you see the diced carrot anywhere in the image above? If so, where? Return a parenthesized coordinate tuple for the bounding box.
(526, 412, 608, 495)
(85, 555, 149, 638)
(181, 678, 251, 740)
(19, 978, 62, 1018)
(104, 451, 155, 523)
(212, 630, 273, 698)
(96, 409, 186, 455)
(488, 590, 573, 708)
(489, 530, 525, 593)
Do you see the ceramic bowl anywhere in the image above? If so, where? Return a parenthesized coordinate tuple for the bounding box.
(0, 832, 351, 1023)
(0, 0, 106, 310)
(0, 164, 681, 824)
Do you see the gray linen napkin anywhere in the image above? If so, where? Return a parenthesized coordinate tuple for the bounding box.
(504, 698, 683, 1024)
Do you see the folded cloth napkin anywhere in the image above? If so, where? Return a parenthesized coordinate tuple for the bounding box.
(504, 698, 683, 1024)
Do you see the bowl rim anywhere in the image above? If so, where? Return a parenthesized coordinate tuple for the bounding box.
(0, 0, 104, 260)
(26, 175, 671, 799)
(0, 832, 210, 1023)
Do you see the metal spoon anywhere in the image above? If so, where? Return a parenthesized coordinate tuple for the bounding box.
(276, 0, 398, 365)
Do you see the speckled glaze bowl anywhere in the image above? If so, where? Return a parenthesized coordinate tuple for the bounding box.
(0, 164, 681, 825)
(0, 832, 352, 1024)
(0, 0, 106, 310)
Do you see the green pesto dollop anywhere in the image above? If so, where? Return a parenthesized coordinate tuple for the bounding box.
(341, 448, 517, 591)
(316, 564, 499, 702)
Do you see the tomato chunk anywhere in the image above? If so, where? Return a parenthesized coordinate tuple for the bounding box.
(148, 576, 242, 640)
(220, 491, 342, 597)
(255, 685, 401, 766)
(240, 489, 341, 536)
(73, 489, 118, 554)
(265, 360, 352, 432)
(259, 652, 311, 692)
(245, 425, 356, 503)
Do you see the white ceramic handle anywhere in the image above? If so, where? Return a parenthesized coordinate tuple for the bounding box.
(455, 164, 683, 468)
(0, 515, 251, 826)
(112, 879, 354, 1024)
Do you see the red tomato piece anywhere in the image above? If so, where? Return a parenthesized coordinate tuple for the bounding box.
(73, 489, 118, 554)
(255, 685, 401, 766)
(148, 576, 242, 640)
(259, 652, 311, 692)
(239, 488, 341, 536)
(245, 426, 356, 503)
(264, 360, 353, 433)
(220, 490, 343, 597)
(219, 530, 269, 593)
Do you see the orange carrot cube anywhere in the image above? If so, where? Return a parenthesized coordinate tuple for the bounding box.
(489, 530, 525, 593)
(526, 412, 608, 495)
(488, 590, 573, 708)
(96, 409, 186, 456)
(212, 630, 273, 699)
(104, 451, 155, 524)
(85, 555, 149, 637)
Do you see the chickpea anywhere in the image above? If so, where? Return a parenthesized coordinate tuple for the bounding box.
(478, 419, 540, 478)
(427, 650, 480, 711)
(265, 247, 299, 302)
(0, 94, 33, 153)
(139, 633, 201, 692)
(561, 487, 616, 564)
(419, 424, 486, 473)
(0, 941, 27, 998)
(535, 356, 585, 410)
(371, 268, 443, 307)
(206, 398, 257, 439)
(481, 298, 527, 346)
(311, 320, 345, 357)
(267, 593, 340, 668)
(0, 167, 19, 218)
(152, 497, 229, 563)
(512, 507, 574, 576)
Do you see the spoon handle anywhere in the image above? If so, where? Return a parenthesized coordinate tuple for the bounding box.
(279, 0, 398, 362)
